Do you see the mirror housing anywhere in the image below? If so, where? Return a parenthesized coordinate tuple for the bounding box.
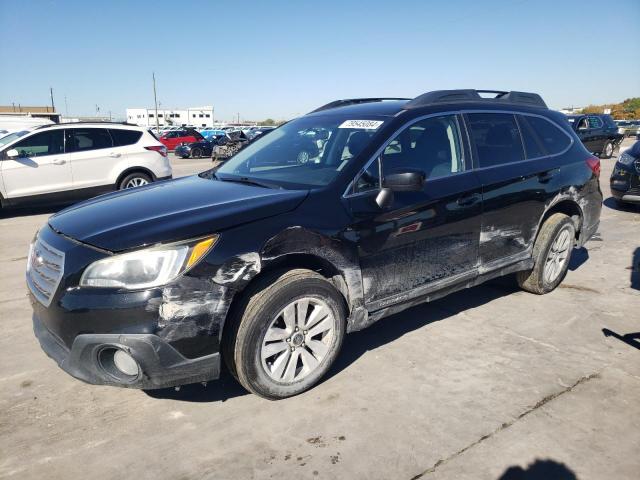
(384, 170, 425, 192)
(375, 187, 394, 209)
(6, 149, 19, 159)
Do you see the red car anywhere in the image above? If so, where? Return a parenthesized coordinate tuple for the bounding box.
(159, 129, 204, 151)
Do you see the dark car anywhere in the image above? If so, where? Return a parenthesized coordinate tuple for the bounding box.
(610, 140, 640, 205)
(174, 138, 218, 159)
(566, 114, 623, 158)
(28, 89, 602, 399)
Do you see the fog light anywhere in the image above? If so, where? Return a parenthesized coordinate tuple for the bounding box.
(113, 350, 139, 376)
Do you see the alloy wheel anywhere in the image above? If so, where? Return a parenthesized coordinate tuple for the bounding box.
(261, 297, 335, 383)
(125, 177, 149, 188)
(543, 227, 572, 283)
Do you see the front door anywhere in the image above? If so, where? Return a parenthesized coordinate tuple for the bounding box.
(0, 129, 72, 205)
(348, 114, 482, 308)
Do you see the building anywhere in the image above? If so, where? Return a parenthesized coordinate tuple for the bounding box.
(126, 106, 214, 128)
(0, 105, 61, 123)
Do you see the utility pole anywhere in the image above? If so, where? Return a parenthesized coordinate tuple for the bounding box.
(49, 87, 55, 112)
(153, 72, 159, 131)
(64, 96, 69, 117)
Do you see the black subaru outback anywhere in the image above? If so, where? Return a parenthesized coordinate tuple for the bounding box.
(28, 90, 602, 399)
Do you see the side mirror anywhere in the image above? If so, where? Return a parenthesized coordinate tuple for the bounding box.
(384, 170, 425, 192)
(6, 149, 19, 159)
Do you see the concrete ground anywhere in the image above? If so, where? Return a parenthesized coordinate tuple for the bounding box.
(0, 141, 638, 480)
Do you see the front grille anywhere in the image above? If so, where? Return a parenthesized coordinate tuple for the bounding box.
(27, 237, 64, 307)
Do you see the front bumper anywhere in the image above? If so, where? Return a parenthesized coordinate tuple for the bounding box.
(33, 312, 220, 389)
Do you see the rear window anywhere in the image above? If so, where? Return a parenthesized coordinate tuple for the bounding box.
(519, 116, 571, 155)
(467, 113, 524, 167)
(110, 129, 143, 146)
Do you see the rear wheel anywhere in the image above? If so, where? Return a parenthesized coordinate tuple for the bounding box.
(191, 147, 203, 158)
(517, 213, 575, 294)
(223, 269, 346, 399)
(601, 141, 614, 159)
(119, 172, 151, 190)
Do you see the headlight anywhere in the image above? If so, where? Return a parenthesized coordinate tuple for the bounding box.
(80, 235, 218, 289)
(617, 151, 636, 166)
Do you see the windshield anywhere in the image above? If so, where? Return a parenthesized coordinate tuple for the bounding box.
(215, 115, 387, 188)
(0, 130, 30, 147)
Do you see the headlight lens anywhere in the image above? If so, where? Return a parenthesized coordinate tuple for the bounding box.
(618, 151, 636, 166)
(80, 235, 218, 289)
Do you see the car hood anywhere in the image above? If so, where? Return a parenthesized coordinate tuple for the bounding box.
(49, 175, 308, 252)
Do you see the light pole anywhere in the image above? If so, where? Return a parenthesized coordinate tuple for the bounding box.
(153, 72, 160, 131)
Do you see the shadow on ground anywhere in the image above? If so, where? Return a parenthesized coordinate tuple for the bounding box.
(602, 328, 640, 351)
(498, 458, 577, 479)
(631, 247, 640, 290)
(603, 196, 640, 212)
(0, 205, 61, 219)
(568, 247, 589, 271)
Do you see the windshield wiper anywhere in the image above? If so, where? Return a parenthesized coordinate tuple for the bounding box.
(217, 175, 278, 189)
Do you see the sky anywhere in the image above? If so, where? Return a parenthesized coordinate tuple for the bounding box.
(0, 0, 638, 122)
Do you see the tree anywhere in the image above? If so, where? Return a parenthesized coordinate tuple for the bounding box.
(261, 118, 277, 126)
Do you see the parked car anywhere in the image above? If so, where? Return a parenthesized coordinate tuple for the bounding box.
(211, 130, 250, 160)
(0, 123, 171, 211)
(566, 114, 623, 158)
(159, 129, 204, 150)
(615, 120, 640, 138)
(610, 140, 640, 205)
(247, 126, 277, 140)
(174, 138, 219, 158)
(201, 129, 227, 141)
(28, 89, 601, 399)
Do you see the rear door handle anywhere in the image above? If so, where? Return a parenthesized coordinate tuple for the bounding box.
(538, 169, 559, 183)
(109, 152, 121, 158)
(52, 158, 66, 165)
(457, 193, 480, 207)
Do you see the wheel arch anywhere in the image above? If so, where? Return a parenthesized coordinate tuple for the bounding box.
(115, 167, 156, 189)
(537, 198, 584, 244)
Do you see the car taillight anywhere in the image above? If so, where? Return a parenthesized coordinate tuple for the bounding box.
(586, 156, 600, 177)
(145, 145, 167, 157)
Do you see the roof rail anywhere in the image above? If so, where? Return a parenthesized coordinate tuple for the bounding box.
(35, 121, 139, 130)
(310, 98, 410, 113)
(403, 89, 547, 110)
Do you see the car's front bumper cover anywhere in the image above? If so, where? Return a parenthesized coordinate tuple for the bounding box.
(33, 312, 220, 389)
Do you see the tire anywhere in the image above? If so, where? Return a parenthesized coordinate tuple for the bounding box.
(118, 172, 152, 190)
(517, 213, 575, 294)
(601, 141, 614, 159)
(222, 269, 346, 399)
(191, 147, 203, 159)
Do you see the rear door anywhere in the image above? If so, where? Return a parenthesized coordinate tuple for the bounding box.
(587, 116, 606, 153)
(466, 112, 554, 268)
(66, 128, 125, 192)
(0, 129, 72, 204)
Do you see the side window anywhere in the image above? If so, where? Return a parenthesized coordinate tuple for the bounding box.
(467, 113, 524, 167)
(588, 116, 603, 129)
(67, 128, 113, 152)
(577, 118, 589, 130)
(110, 129, 143, 147)
(517, 116, 545, 159)
(354, 115, 464, 193)
(10, 130, 64, 157)
(520, 115, 571, 156)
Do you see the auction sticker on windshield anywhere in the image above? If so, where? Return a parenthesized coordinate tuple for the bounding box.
(339, 120, 384, 129)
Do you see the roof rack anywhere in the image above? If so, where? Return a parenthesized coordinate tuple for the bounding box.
(310, 98, 410, 113)
(34, 121, 139, 130)
(403, 89, 547, 110)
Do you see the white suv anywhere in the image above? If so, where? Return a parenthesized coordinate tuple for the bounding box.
(0, 123, 172, 210)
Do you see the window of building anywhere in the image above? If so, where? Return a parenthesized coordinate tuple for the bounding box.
(205, 114, 210, 118)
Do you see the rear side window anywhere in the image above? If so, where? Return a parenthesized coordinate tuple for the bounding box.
(467, 113, 524, 167)
(588, 116, 603, 129)
(110, 129, 142, 146)
(518, 117, 545, 159)
(67, 128, 113, 152)
(520, 116, 571, 155)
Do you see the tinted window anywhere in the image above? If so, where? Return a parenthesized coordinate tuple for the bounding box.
(602, 115, 617, 128)
(467, 113, 524, 167)
(355, 115, 464, 193)
(520, 116, 571, 155)
(10, 130, 64, 157)
(517, 116, 545, 159)
(110, 129, 142, 146)
(588, 116, 603, 129)
(68, 128, 113, 152)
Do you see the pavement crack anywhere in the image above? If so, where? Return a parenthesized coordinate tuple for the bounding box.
(409, 372, 600, 479)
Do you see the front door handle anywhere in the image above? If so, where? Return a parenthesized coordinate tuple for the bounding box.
(52, 158, 66, 165)
(109, 152, 121, 158)
(457, 193, 480, 207)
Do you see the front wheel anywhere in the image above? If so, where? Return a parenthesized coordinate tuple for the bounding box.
(517, 213, 575, 294)
(601, 141, 614, 159)
(191, 147, 203, 158)
(223, 269, 346, 399)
